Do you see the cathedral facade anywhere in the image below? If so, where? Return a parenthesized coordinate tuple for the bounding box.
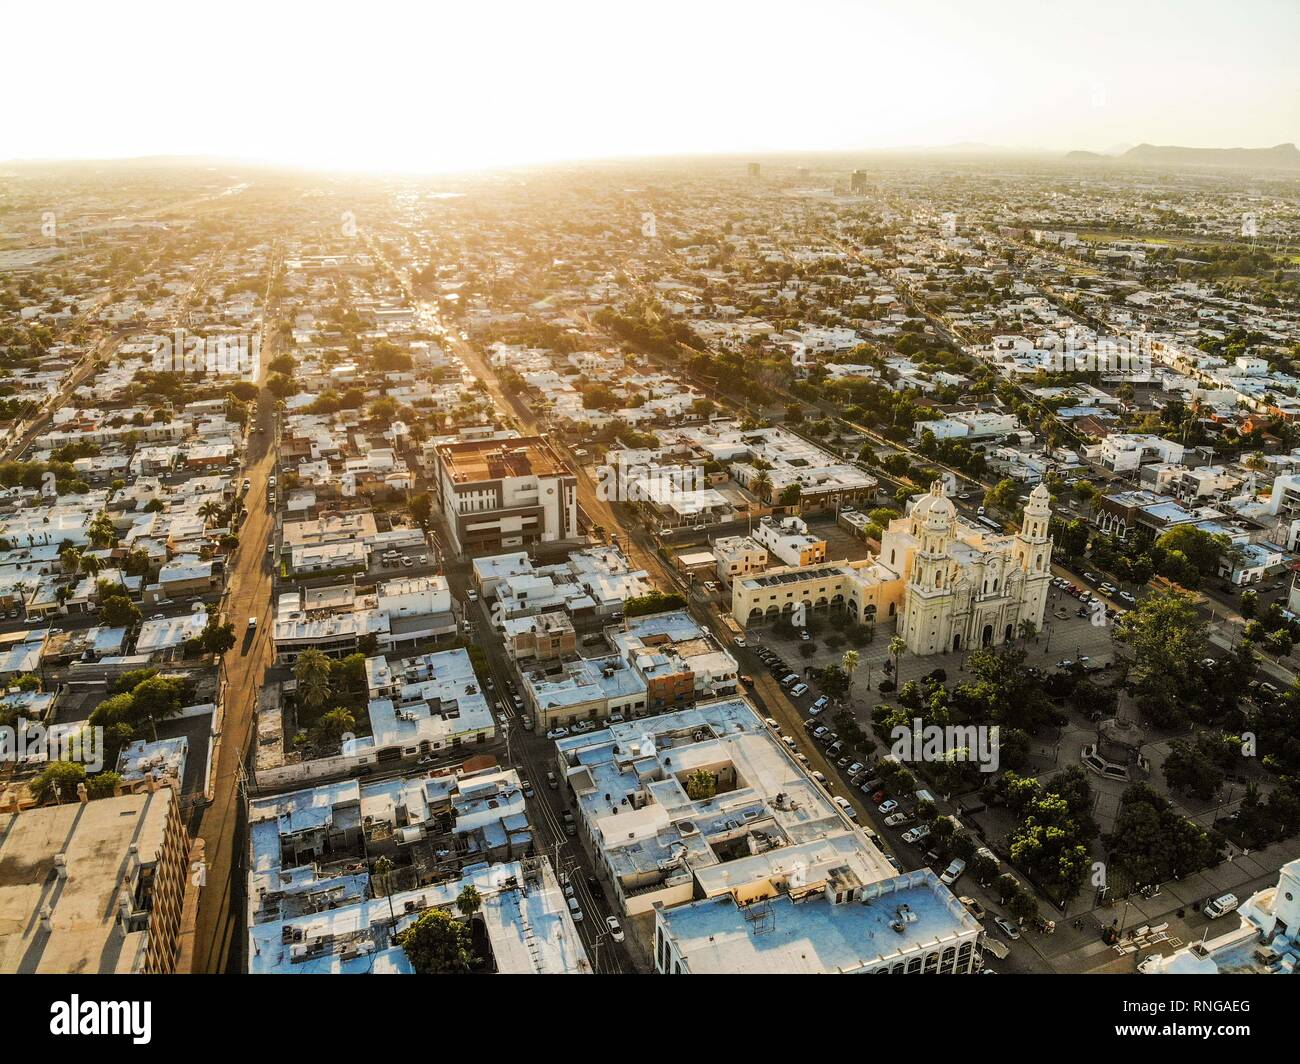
(881, 481, 1054, 656)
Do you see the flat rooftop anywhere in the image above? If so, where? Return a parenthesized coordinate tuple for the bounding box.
(438, 437, 568, 484)
(0, 788, 176, 974)
(658, 868, 980, 974)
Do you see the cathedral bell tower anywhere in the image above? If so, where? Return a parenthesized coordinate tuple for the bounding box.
(1012, 482, 1054, 637)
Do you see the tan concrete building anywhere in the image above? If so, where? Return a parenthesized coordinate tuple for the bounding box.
(0, 784, 190, 973)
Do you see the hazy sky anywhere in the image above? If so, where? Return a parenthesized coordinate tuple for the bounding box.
(8, 0, 1298, 172)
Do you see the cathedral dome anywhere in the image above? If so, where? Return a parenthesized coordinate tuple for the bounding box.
(914, 481, 955, 530)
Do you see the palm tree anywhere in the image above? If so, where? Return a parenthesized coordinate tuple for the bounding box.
(751, 470, 772, 504)
(840, 649, 860, 699)
(198, 501, 222, 526)
(293, 648, 332, 710)
(888, 636, 906, 683)
(1017, 619, 1038, 645)
(60, 546, 83, 576)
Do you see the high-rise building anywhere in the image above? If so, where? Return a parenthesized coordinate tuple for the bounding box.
(0, 784, 189, 974)
(435, 436, 578, 554)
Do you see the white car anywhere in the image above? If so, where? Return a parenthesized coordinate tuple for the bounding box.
(734, 638, 746, 648)
(789, 682, 809, 698)
(883, 812, 911, 827)
(878, 799, 900, 815)
(833, 796, 858, 819)
(901, 825, 931, 844)
(940, 858, 966, 885)
(247, 616, 257, 629)
(545, 727, 570, 740)
(605, 915, 625, 942)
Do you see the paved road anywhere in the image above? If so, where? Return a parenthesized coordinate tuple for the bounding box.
(188, 302, 280, 973)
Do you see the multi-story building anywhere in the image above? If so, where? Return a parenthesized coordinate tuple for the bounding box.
(0, 783, 189, 974)
(712, 534, 768, 586)
(435, 436, 578, 554)
(752, 515, 827, 566)
(247, 770, 586, 974)
(520, 610, 738, 730)
(553, 697, 981, 974)
(654, 868, 983, 975)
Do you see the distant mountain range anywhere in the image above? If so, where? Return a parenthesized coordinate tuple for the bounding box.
(1066, 143, 1300, 169)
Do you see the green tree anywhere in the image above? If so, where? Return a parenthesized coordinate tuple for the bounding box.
(888, 635, 906, 681)
(100, 594, 141, 628)
(456, 884, 483, 919)
(29, 761, 86, 804)
(685, 769, 717, 801)
(294, 648, 333, 710)
(1113, 588, 1209, 728)
(397, 908, 476, 974)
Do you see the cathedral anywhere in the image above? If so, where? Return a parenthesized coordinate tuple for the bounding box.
(881, 481, 1054, 656)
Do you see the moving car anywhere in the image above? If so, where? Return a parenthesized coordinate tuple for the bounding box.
(247, 616, 257, 629)
(605, 915, 625, 942)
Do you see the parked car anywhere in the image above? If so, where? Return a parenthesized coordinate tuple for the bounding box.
(959, 896, 986, 920)
(605, 915, 625, 942)
(546, 771, 559, 789)
(1204, 893, 1240, 919)
(993, 916, 1021, 940)
(833, 796, 857, 819)
(846, 762, 865, 777)
(940, 858, 967, 886)
(545, 727, 569, 740)
(901, 825, 931, 845)
(810, 696, 829, 713)
(789, 682, 809, 698)
(878, 799, 900, 815)
(812, 726, 829, 740)
(567, 897, 584, 923)
(883, 812, 911, 827)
